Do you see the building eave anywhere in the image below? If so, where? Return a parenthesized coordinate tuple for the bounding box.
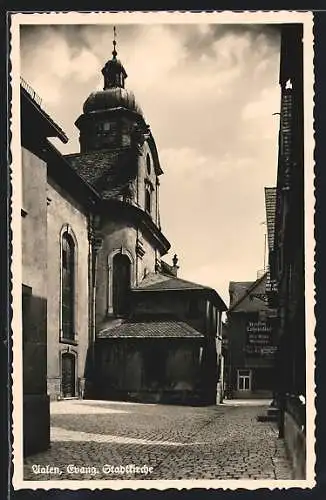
(21, 84, 68, 144)
(132, 286, 228, 311)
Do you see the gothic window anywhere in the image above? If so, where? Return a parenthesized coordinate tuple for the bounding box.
(146, 153, 151, 175)
(112, 253, 131, 316)
(61, 232, 75, 340)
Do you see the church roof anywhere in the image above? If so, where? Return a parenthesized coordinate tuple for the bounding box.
(97, 319, 205, 339)
(64, 147, 138, 200)
(135, 272, 212, 291)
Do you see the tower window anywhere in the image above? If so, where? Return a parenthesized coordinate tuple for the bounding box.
(145, 183, 152, 214)
(61, 232, 75, 340)
(146, 154, 151, 175)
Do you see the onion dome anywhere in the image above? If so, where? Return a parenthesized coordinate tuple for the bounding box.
(83, 88, 142, 115)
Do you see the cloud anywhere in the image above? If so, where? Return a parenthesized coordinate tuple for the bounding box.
(21, 26, 100, 105)
(241, 85, 281, 121)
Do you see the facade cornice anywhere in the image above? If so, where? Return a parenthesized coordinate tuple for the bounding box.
(100, 198, 171, 256)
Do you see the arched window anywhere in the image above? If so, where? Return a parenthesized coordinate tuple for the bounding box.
(61, 232, 75, 340)
(112, 253, 131, 316)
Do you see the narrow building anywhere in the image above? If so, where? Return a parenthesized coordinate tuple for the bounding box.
(269, 23, 306, 479)
(226, 273, 278, 399)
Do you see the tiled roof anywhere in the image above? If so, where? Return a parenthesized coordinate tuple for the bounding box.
(64, 148, 138, 199)
(265, 187, 277, 251)
(229, 281, 254, 308)
(135, 272, 210, 291)
(228, 273, 269, 312)
(97, 319, 205, 339)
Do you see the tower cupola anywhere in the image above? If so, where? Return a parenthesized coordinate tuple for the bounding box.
(76, 27, 145, 153)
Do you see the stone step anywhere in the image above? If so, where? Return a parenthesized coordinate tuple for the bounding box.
(267, 408, 280, 416)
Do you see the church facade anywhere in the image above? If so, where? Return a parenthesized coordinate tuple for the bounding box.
(20, 40, 227, 454)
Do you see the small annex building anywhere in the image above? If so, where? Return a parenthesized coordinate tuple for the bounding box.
(91, 264, 227, 405)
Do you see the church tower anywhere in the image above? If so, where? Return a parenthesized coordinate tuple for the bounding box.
(65, 28, 170, 329)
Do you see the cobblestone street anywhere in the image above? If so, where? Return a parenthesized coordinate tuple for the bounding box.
(23, 399, 293, 481)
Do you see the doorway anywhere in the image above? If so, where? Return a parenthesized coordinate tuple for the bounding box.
(61, 352, 76, 398)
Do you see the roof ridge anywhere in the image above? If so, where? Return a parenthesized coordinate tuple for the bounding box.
(159, 272, 214, 290)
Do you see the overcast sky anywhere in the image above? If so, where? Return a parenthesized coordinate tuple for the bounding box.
(20, 22, 281, 305)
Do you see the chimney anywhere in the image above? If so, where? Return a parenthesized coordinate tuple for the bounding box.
(171, 254, 179, 277)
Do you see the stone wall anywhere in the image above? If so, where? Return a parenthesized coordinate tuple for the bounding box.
(21, 147, 50, 455)
(284, 411, 306, 479)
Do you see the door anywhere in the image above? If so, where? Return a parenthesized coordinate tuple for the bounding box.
(62, 352, 76, 398)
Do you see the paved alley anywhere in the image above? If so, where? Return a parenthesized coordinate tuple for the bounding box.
(23, 399, 293, 481)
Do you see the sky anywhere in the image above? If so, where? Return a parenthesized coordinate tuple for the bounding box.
(20, 22, 281, 305)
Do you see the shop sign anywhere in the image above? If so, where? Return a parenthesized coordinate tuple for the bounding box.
(245, 321, 275, 356)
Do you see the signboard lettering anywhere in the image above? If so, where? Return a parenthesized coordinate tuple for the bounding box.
(245, 320, 275, 357)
